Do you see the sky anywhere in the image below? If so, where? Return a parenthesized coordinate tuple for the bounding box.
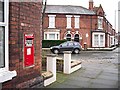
(46, 0, 119, 33)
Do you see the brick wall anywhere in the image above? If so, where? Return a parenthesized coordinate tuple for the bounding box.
(43, 14, 97, 48)
(3, 1, 43, 88)
(43, 12, 115, 48)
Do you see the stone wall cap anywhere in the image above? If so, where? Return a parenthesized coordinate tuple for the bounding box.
(63, 51, 72, 54)
(46, 54, 57, 57)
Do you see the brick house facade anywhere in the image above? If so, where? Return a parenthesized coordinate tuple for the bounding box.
(0, 0, 43, 88)
(43, 0, 116, 49)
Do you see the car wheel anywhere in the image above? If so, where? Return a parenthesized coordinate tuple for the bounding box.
(53, 49, 59, 54)
(74, 49, 80, 54)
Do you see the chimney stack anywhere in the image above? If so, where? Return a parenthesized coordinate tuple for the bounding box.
(89, 0, 94, 10)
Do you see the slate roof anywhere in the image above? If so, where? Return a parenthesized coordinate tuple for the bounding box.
(45, 5, 95, 15)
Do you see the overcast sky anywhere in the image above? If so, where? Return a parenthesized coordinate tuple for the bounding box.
(46, 0, 119, 33)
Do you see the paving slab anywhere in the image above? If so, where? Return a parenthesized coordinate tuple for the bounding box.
(90, 83, 117, 88)
(91, 78, 118, 86)
(63, 79, 91, 88)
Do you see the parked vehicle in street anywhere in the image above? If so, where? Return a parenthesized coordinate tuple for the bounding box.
(50, 41, 82, 54)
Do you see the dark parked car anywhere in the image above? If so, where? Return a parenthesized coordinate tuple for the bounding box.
(50, 41, 82, 54)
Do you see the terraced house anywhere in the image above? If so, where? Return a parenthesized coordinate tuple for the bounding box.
(0, 0, 43, 88)
(43, 0, 117, 49)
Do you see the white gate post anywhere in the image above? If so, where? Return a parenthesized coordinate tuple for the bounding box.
(63, 51, 72, 74)
(46, 54, 56, 80)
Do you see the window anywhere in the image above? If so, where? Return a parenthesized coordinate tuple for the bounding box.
(61, 42, 68, 47)
(98, 16, 103, 29)
(68, 42, 74, 46)
(94, 35, 99, 46)
(44, 34, 47, 40)
(0, 0, 17, 83)
(74, 16, 80, 28)
(0, 27, 4, 68)
(44, 32, 60, 40)
(48, 15, 56, 28)
(57, 34, 59, 40)
(110, 36, 114, 46)
(0, 0, 6, 70)
(100, 35, 104, 46)
(92, 33, 105, 47)
(66, 15, 72, 29)
(0, 0, 4, 22)
(66, 34, 71, 41)
(49, 34, 55, 40)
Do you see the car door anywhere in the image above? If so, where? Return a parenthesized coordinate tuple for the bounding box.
(67, 42, 74, 51)
(59, 42, 69, 52)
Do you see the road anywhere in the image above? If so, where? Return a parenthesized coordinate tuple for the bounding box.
(58, 47, 119, 64)
(46, 47, 119, 88)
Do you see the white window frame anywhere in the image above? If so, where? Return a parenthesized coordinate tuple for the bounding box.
(92, 32, 105, 47)
(0, 0, 17, 83)
(66, 15, 72, 29)
(107, 34, 110, 47)
(44, 32, 60, 40)
(74, 15, 80, 28)
(48, 15, 56, 28)
(98, 16, 103, 29)
(110, 36, 114, 46)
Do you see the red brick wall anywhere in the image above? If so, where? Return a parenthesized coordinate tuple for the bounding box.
(43, 12, 114, 48)
(43, 14, 95, 48)
(3, 2, 43, 88)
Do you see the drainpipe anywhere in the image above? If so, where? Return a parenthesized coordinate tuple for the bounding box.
(42, 0, 47, 39)
(90, 15, 92, 48)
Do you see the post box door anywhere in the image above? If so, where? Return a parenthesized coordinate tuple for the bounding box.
(24, 34, 34, 67)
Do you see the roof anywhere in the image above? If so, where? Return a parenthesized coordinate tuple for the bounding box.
(45, 5, 95, 15)
(93, 7, 99, 13)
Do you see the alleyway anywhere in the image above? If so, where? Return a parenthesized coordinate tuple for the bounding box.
(45, 48, 119, 88)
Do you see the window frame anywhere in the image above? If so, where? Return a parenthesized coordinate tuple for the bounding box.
(66, 15, 72, 29)
(110, 36, 114, 46)
(74, 15, 80, 28)
(98, 16, 103, 30)
(48, 15, 56, 28)
(92, 32, 105, 47)
(0, 0, 17, 83)
(44, 32, 60, 40)
(0, 0, 9, 72)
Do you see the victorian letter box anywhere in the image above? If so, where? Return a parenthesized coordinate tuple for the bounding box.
(24, 34, 34, 67)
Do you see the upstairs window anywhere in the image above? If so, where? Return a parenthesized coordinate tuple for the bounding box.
(48, 15, 56, 28)
(98, 16, 103, 29)
(66, 15, 72, 29)
(74, 16, 80, 28)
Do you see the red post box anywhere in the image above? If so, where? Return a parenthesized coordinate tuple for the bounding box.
(24, 34, 34, 67)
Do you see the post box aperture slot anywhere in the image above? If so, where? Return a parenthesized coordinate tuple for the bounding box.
(25, 39, 33, 47)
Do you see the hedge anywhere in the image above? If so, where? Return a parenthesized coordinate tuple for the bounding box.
(42, 40, 67, 48)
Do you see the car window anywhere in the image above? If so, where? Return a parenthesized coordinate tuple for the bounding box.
(68, 42, 74, 46)
(74, 42, 79, 46)
(61, 42, 68, 47)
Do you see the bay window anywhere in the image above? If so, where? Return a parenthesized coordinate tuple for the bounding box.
(0, 0, 17, 83)
(44, 32, 60, 40)
(92, 33, 105, 47)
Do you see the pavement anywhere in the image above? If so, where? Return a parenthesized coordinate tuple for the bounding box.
(44, 47, 119, 88)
